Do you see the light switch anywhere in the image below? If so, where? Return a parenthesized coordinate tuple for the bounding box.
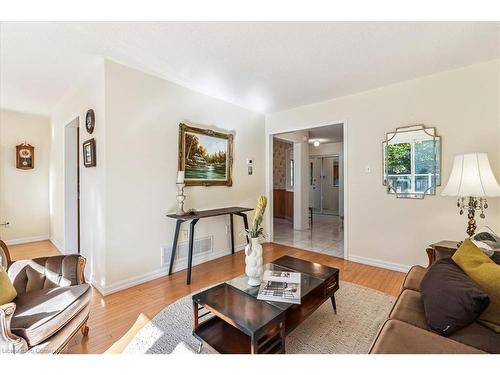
(365, 165, 372, 173)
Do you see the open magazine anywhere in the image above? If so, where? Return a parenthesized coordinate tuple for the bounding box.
(257, 270, 301, 304)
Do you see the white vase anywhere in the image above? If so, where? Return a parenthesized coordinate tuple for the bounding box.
(245, 237, 263, 286)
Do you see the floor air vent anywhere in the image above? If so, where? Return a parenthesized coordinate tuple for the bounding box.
(161, 236, 213, 268)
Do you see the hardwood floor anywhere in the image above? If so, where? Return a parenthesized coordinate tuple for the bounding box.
(8, 240, 405, 354)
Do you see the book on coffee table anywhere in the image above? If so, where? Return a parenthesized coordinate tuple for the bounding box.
(257, 270, 301, 304)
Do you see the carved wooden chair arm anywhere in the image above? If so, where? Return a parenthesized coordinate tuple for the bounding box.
(0, 302, 28, 354)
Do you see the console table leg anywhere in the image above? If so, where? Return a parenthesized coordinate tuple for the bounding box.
(229, 213, 235, 254)
(168, 220, 183, 275)
(242, 213, 249, 244)
(331, 294, 337, 314)
(187, 219, 199, 285)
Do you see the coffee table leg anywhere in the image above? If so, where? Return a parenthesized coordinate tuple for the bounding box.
(193, 301, 199, 330)
(330, 294, 337, 314)
(250, 338, 258, 354)
(280, 321, 286, 354)
(197, 342, 203, 353)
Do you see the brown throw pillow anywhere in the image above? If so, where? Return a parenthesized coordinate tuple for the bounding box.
(420, 257, 490, 336)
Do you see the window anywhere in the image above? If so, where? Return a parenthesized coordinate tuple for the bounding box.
(385, 139, 440, 194)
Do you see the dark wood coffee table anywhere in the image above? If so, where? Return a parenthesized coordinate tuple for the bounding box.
(192, 256, 339, 354)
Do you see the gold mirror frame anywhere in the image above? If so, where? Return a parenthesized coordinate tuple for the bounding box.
(382, 124, 441, 199)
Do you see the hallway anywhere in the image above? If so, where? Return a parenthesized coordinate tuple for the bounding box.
(273, 214, 344, 258)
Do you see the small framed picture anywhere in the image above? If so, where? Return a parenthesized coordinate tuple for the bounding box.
(83, 138, 96, 167)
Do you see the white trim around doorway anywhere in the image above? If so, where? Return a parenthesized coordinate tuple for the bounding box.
(266, 119, 349, 260)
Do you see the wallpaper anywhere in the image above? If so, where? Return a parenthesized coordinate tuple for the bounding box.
(273, 139, 292, 189)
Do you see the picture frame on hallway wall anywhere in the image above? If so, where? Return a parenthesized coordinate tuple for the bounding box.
(83, 138, 96, 167)
(178, 123, 233, 186)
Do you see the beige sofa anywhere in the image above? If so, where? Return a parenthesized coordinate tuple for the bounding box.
(0, 240, 91, 354)
(370, 248, 499, 354)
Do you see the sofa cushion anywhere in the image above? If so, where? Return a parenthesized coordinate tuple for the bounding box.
(389, 289, 428, 330)
(370, 319, 485, 354)
(449, 320, 500, 354)
(401, 265, 426, 292)
(11, 284, 91, 346)
(420, 257, 489, 336)
(390, 288, 500, 353)
(453, 239, 500, 333)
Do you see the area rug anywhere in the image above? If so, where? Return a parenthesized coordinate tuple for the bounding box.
(124, 281, 395, 354)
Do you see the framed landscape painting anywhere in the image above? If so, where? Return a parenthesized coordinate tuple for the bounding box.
(178, 123, 233, 186)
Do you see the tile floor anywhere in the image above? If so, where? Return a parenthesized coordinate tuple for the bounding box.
(272, 214, 344, 258)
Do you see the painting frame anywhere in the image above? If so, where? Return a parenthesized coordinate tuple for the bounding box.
(83, 138, 96, 168)
(178, 123, 233, 186)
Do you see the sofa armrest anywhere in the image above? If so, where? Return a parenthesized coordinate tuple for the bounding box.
(0, 303, 28, 353)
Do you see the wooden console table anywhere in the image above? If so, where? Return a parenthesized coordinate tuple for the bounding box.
(167, 206, 253, 284)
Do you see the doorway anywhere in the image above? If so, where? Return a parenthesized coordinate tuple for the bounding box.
(309, 155, 340, 215)
(270, 123, 345, 259)
(64, 118, 80, 254)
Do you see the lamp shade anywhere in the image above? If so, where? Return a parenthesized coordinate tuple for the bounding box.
(441, 153, 500, 197)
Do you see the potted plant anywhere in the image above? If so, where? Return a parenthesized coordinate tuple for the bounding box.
(244, 195, 267, 286)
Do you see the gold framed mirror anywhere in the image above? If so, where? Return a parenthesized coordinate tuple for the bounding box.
(383, 125, 441, 199)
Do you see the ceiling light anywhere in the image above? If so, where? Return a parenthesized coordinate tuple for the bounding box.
(313, 141, 320, 147)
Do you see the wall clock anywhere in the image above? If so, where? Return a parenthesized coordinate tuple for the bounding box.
(85, 109, 95, 134)
(16, 143, 35, 170)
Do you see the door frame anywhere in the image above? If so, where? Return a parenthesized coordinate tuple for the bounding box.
(266, 120, 348, 260)
(63, 117, 80, 254)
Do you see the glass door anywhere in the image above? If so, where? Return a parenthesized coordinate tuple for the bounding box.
(310, 155, 340, 215)
(321, 156, 340, 216)
(309, 157, 321, 213)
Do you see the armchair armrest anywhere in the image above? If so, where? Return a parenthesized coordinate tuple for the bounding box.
(0, 302, 28, 354)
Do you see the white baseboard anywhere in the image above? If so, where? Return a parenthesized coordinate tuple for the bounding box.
(95, 243, 246, 296)
(49, 237, 64, 254)
(4, 235, 50, 246)
(348, 254, 411, 273)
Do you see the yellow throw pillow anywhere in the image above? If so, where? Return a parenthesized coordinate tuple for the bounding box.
(452, 239, 500, 332)
(0, 266, 17, 305)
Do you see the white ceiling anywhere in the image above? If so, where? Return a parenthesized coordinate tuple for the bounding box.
(1, 22, 499, 116)
(308, 124, 343, 144)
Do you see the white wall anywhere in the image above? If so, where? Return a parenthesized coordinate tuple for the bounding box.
(49, 60, 265, 293)
(50, 63, 106, 283)
(266, 60, 500, 270)
(103, 61, 265, 289)
(293, 141, 309, 230)
(0, 109, 51, 244)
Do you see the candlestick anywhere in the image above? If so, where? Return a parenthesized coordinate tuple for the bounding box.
(177, 171, 185, 184)
(176, 183, 186, 215)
